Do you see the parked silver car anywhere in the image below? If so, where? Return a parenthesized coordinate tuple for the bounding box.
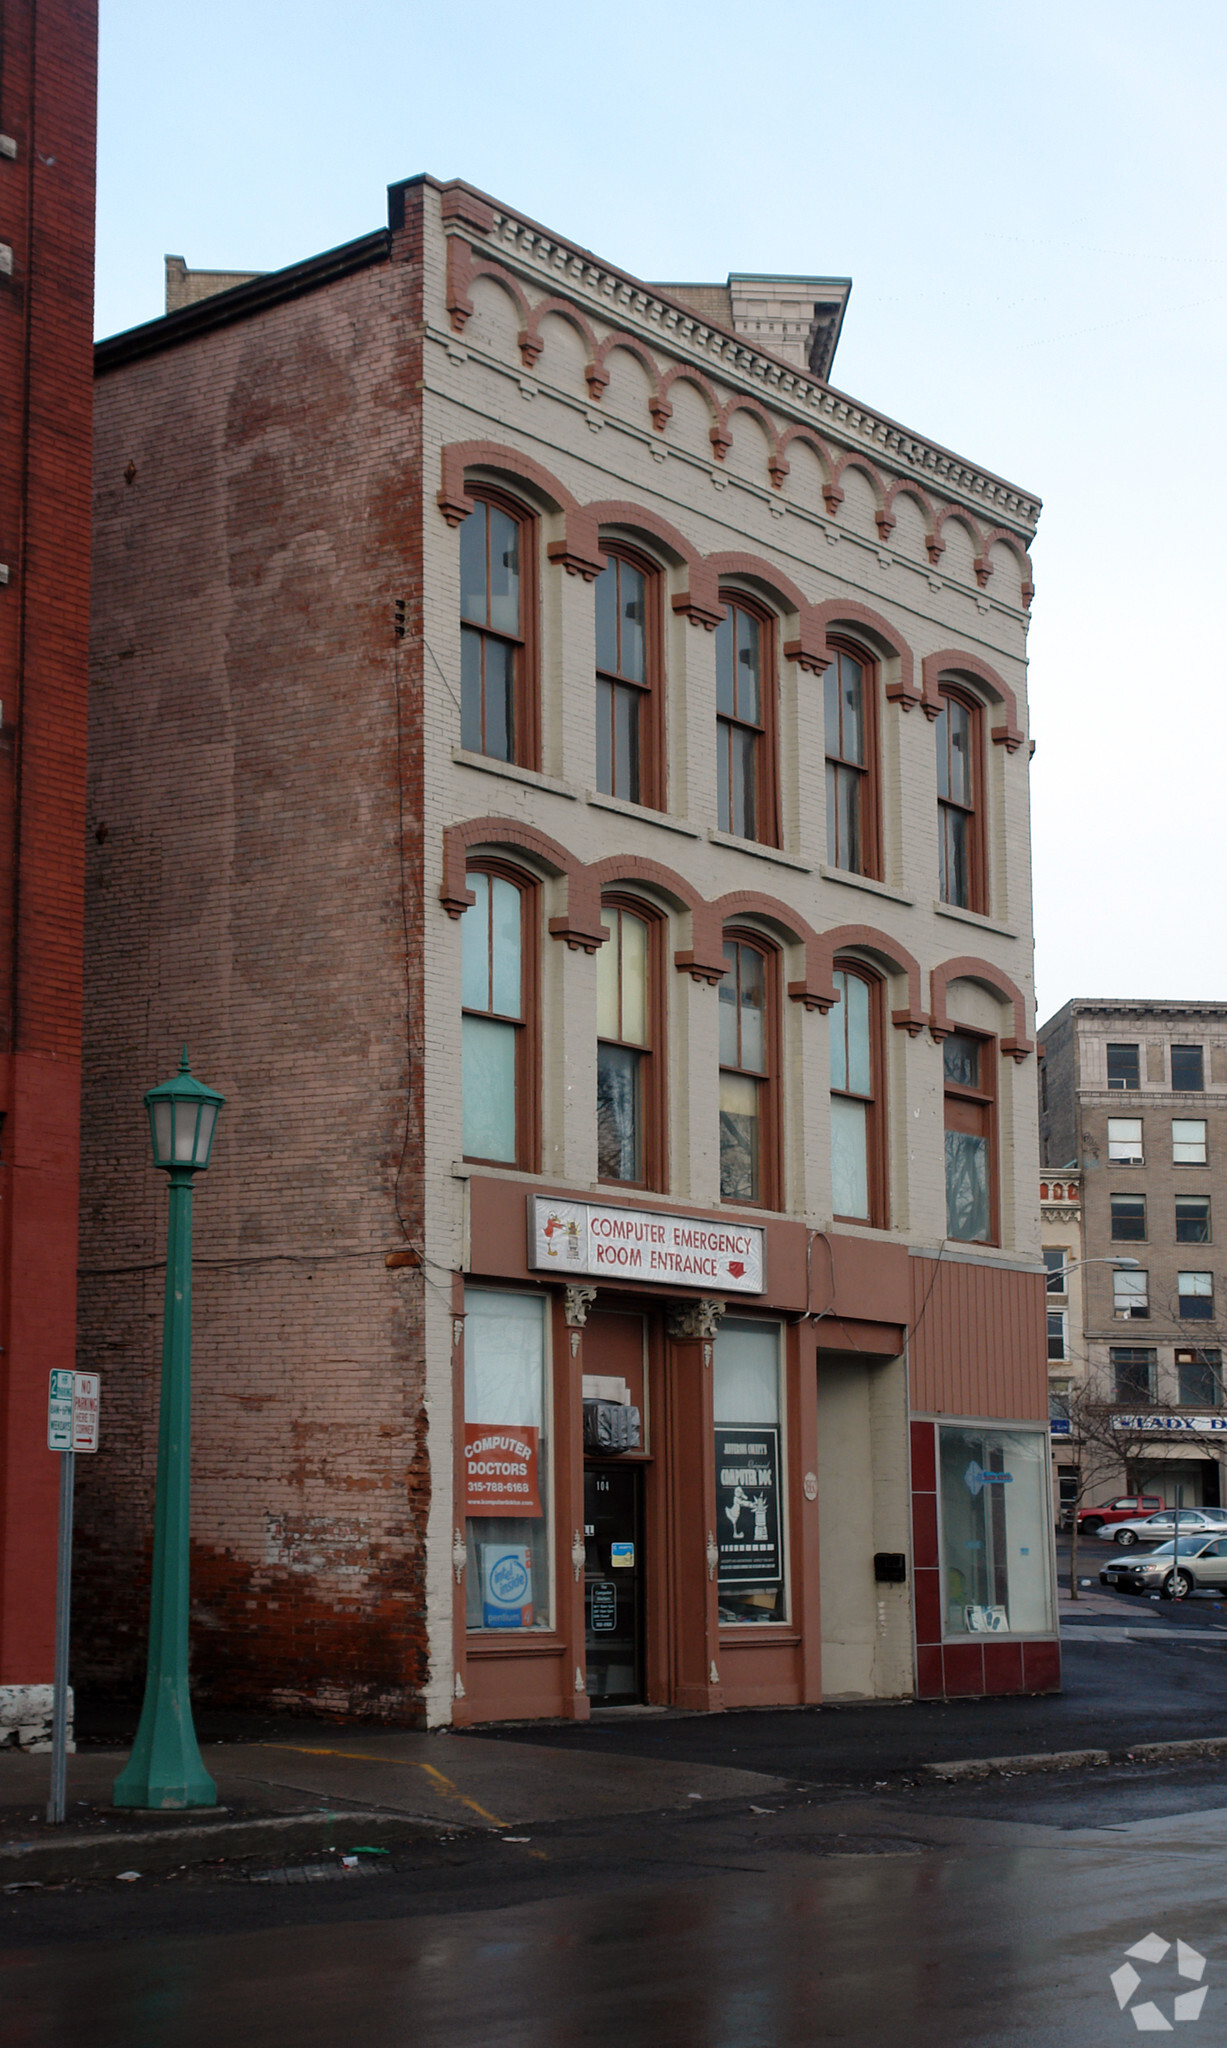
(1099, 1535, 1227, 1598)
(1099, 1508, 1227, 1547)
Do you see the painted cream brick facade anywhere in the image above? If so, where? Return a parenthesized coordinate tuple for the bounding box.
(81, 176, 1048, 1728)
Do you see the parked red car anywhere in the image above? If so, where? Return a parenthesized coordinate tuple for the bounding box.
(1077, 1494, 1164, 1535)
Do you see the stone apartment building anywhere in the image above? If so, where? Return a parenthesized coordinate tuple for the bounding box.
(78, 175, 1054, 1726)
(1040, 1000, 1227, 1509)
(0, 0, 96, 1749)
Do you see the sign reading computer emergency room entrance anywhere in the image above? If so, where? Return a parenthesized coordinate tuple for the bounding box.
(531, 1197, 764, 1293)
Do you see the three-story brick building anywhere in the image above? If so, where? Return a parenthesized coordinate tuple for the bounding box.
(78, 175, 1054, 1723)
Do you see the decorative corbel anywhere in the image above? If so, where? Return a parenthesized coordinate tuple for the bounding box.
(571, 1530, 586, 1583)
(666, 1298, 726, 1342)
(452, 1529, 467, 1584)
(706, 1531, 719, 1582)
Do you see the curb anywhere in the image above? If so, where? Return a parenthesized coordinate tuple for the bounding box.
(921, 1734, 1227, 1781)
(0, 1807, 438, 1886)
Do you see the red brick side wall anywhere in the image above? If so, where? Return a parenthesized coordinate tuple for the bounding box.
(0, 0, 97, 1684)
(76, 195, 429, 1719)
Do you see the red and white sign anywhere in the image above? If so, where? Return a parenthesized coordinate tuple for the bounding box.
(531, 1196, 764, 1293)
(464, 1424, 542, 1517)
(72, 1373, 100, 1453)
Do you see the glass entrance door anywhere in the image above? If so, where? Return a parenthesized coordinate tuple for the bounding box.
(584, 1464, 642, 1702)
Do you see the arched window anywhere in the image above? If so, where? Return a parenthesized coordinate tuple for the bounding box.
(824, 644, 880, 879)
(943, 1029, 997, 1244)
(935, 685, 985, 912)
(460, 864, 536, 1167)
(459, 490, 536, 766)
(829, 963, 886, 1225)
(718, 933, 779, 1208)
(715, 594, 779, 847)
(597, 899, 663, 1189)
(595, 546, 662, 809)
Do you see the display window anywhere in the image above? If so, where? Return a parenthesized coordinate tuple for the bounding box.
(463, 1288, 552, 1632)
(713, 1319, 787, 1625)
(938, 1424, 1053, 1638)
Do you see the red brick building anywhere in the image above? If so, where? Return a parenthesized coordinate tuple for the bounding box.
(78, 176, 1053, 1726)
(0, 0, 97, 1747)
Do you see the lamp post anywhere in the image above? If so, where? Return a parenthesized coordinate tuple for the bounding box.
(114, 1049, 224, 1810)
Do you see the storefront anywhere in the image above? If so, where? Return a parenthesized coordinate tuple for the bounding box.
(450, 1178, 848, 1723)
(450, 1180, 1060, 1721)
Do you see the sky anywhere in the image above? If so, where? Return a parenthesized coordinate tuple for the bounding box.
(95, 0, 1227, 1024)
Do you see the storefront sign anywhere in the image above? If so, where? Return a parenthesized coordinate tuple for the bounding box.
(1049, 1419, 1071, 1437)
(964, 1462, 1013, 1495)
(714, 1425, 782, 1588)
(531, 1196, 764, 1293)
(463, 1424, 542, 1517)
(481, 1543, 534, 1628)
(1113, 1414, 1227, 1433)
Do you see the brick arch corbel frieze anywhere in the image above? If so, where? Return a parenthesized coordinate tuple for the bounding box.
(831, 452, 893, 539)
(883, 480, 942, 566)
(928, 957, 1033, 1061)
(813, 925, 928, 1035)
(930, 504, 986, 576)
(919, 650, 1024, 751)
(807, 599, 919, 708)
(437, 440, 581, 530)
(711, 393, 778, 467)
(653, 362, 724, 441)
(439, 816, 607, 953)
(586, 333, 670, 419)
(706, 552, 826, 672)
(710, 890, 836, 1013)
(446, 239, 532, 341)
(772, 425, 841, 510)
(588, 854, 727, 985)
(979, 526, 1036, 608)
(518, 296, 601, 373)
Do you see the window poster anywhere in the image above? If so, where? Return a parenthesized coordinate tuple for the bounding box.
(481, 1543, 534, 1628)
(463, 1423, 542, 1517)
(715, 1424, 782, 1588)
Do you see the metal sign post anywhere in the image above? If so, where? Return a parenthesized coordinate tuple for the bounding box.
(46, 1371, 100, 1825)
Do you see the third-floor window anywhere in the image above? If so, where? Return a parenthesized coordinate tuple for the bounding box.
(824, 647, 878, 878)
(459, 493, 533, 765)
(715, 596, 778, 846)
(595, 549, 660, 808)
(936, 687, 984, 912)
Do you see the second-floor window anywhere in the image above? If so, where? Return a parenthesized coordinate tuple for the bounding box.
(595, 550, 660, 807)
(824, 647, 877, 877)
(829, 965, 884, 1224)
(936, 687, 984, 912)
(459, 493, 531, 764)
(943, 1031, 995, 1243)
(718, 935, 776, 1207)
(596, 902, 659, 1188)
(1112, 1346, 1154, 1404)
(715, 596, 777, 846)
(461, 867, 533, 1167)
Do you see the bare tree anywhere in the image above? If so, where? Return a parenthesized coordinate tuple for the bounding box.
(1058, 1381, 1178, 1600)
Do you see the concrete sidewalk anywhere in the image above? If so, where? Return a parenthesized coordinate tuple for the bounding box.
(8, 1590, 1227, 1886)
(0, 1726, 789, 1884)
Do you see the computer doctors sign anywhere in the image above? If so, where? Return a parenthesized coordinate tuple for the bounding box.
(530, 1196, 764, 1293)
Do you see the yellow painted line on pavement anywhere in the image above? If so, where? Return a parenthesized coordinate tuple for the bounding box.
(255, 1743, 508, 1829)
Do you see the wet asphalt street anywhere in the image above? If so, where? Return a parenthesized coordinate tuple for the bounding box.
(9, 1777, 1227, 2048)
(9, 1577, 1227, 2048)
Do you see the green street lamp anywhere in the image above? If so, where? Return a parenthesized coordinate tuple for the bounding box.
(114, 1049, 224, 1810)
